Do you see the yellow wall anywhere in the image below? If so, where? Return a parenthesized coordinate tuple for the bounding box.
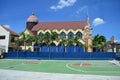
(23, 25, 92, 52)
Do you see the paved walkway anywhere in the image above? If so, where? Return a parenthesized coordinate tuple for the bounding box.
(0, 69, 120, 80)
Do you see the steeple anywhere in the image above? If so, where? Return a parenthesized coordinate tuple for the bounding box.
(86, 15, 90, 26)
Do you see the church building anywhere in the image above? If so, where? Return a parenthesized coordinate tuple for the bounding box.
(24, 13, 92, 52)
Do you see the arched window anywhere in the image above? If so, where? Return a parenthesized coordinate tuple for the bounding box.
(38, 32, 43, 38)
(68, 32, 74, 39)
(76, 32, 82, 38)
(60, 32, 66, 39)
(50, 42, 56, 46)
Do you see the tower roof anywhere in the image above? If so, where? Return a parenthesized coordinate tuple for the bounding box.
(27, 13, 38, 22)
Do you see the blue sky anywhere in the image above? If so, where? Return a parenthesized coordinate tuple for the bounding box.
(0, 0, 120, 41)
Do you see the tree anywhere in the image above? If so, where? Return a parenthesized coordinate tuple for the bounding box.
(99, 35, 106, 52)
(20, 32, 35, 51)
(92, 34, 106, 52)
(67, 38, 74, 46)
(37, 32, 45, 46)
(59, 38, 67, 52)
(59, 38, 67, 46)
(14, 38, 21, 51)
(50, 31, 59, 46)
(73, 36, 83, 46)
(26, 34, 35, 46)
(20, 32, 26, 51)
(44, 32, 51, 46)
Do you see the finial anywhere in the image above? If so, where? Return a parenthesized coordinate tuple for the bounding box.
(86, 15, 90, 26)
(86, 6, 89, 25)
(32, 12, 34, 15)
(87, 15, 89, 21)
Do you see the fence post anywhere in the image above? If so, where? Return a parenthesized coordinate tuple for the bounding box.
(49, 52, 51, 60)
(90, 52, 92, 59)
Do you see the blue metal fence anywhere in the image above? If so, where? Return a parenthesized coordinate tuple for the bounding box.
(75, 46, 84, 53)
(50, 46, 57, 52)
(57, 46, 64, 53)
(34, 46, 84, 53)
(40, 46, 48, 52)
(5, 52, 116, 60)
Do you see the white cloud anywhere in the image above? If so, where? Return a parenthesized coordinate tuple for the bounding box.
(93, 18, 105, 26)
(76, 6, 88, 14)
(4, 25, 10, 28)
(50, 0, 77, 10)
(115, 40, 120, 43)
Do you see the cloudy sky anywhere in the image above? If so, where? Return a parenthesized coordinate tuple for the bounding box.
(0, 0, 120, 41)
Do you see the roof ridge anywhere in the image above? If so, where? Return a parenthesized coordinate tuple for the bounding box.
(38, 21, 87, 23)
(2, 25, 19, 36)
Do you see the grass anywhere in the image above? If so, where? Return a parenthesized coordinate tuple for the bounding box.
(0, 59, 120, 76)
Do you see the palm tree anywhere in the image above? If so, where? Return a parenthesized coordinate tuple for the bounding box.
(44, 32, 51, 46)
(99, 35, 106, 52)
(50, 31, 59, 46)
(59, 38, 67, 52)
(67, 38, 74, 46)
(37, 32, 45, 46)
(20, 32, 35, 51)
(59, 38, 66, 46)
(20, 32, 27, 51)
(73, 36, 79, 46)
(92, 34, 100, 52)
(92, 34, 106, 52)
(26, 34, 35, 46)
(73, 36, 84, 46)
(14, 38, 21, 51)
(43, 32, 51, 52)
(33, 36, 41, 46)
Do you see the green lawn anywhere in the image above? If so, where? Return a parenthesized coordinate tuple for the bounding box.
(0, 59, 120, 76)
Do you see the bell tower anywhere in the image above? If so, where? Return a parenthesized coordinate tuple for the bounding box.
(83, 15, 92, 52)
(26, 12, 38, 30)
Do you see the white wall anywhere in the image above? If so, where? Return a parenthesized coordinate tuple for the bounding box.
(0, 25, 10, 52)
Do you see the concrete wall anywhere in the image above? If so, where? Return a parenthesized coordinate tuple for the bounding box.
(0, 25, 10, 52)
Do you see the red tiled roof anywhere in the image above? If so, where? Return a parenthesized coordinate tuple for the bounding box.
(31, 21, 87, 31)
(2, 26, 19, 37)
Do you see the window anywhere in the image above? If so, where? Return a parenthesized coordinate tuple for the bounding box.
(76, 32, 82, 38)
(38, 32, 43, 38)
(60, 32, 66, 39)
(68, 32, 74, 39)
(0, 35, 5, 39)
(11, 37, 15, 42)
